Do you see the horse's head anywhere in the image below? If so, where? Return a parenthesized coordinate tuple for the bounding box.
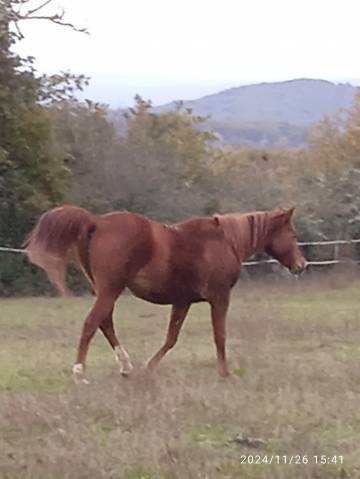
(265, 207, 306, 275)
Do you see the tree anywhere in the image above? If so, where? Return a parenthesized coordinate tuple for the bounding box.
(111, 95, 221, 220)
(0, 0, 87, 293)
(50, 100, 120, 211)
(277, 88, 360, 244)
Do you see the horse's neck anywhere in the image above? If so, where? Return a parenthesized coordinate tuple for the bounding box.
(220, 215, 251, 263)
(251, 212, 271, 255)
(227, 212, 270, 263)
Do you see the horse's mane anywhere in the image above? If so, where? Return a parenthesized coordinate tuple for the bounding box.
(214, 209, 291, 260)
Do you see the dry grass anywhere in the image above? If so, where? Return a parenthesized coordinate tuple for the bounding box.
(1, 279, 360, 478)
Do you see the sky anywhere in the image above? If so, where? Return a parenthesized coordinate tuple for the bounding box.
(16, 0, 360, 107)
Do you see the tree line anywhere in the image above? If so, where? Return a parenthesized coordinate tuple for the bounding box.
(1, 1, 360, 295)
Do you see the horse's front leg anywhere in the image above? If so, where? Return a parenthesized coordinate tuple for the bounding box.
(99, 311, 133, 377)
(147, 303, 191, 370)
(210, 296, 230, 378)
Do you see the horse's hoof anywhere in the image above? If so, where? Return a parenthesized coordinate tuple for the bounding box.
(119, 358, 134, 377)
(120, 365, 133, 378)
(145, 358, 158, 371)
(73, 374, 90, 385)
(72, 363, 90, 384)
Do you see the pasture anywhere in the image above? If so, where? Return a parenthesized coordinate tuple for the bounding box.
(1, 279, 359, 478)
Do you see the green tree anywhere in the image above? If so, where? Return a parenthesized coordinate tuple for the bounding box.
(0, 0, 87, 294)
(53, 95, 225, 221)
(50, 100, 120, 211)
(295, 89, 360, 240)
(113, 95, 220, 220)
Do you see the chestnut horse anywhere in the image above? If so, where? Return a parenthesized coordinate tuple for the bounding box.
(25, 205, 306, 383)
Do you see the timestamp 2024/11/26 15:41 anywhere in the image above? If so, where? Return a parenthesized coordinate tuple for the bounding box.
(239, 455, 344, 465)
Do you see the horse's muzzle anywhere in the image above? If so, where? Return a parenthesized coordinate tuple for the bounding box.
(290, 260, 307, 275)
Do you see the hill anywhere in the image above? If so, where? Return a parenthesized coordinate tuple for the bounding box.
(157, 79, 357, 147)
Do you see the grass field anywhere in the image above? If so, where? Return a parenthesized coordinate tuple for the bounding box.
(1, 278, 359, 478)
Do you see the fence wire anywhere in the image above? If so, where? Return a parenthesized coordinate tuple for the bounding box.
(1, 240, 360, 267)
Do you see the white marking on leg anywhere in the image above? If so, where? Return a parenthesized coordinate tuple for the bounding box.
(72, 363, 83, 375)
(114, 345, 133, 376)
(72, 363, 90, 384)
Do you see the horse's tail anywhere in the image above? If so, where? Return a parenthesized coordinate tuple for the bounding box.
(25, 205, 96, 297)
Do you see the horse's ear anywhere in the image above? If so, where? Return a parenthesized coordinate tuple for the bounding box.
(276, 206, 295, 222)
(272, 206, 295, 229)
(284, 206, 295, 221)
(213, 214, 221, 227)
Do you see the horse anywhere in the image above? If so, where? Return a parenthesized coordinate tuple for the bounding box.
(25, 205, 306, 383)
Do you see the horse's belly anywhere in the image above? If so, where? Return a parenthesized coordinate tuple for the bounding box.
(128, 271, 203, 305)
(127, 276, 161, 303)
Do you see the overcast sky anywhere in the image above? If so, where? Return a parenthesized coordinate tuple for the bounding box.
(16, 0, 360, 107)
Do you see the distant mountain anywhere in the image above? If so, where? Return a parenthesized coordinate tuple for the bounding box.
(157, 79, 357, 148)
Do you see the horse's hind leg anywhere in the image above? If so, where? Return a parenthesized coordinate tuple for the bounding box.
(72, 291, 119, 384)
(99, 311, 133, 377)
(147, 303, 190, 370)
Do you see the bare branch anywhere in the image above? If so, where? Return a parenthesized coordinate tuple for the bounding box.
(17, 12, 88, 33)
(26, 0, 52, 16)
(3, 0, 88, 35)
(13, 17, 23, 38)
